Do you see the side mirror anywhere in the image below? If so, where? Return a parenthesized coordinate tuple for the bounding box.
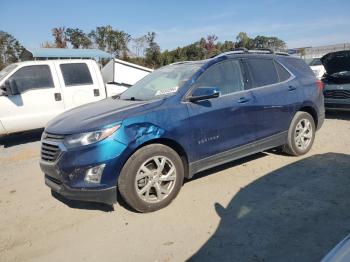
(2, 80, 20, 96)
(188, 86, 220, 102)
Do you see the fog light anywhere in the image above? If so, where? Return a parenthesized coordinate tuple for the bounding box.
(84, 164, 106, 184)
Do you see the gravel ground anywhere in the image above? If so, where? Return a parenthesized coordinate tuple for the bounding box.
(0, 112, 349, 262)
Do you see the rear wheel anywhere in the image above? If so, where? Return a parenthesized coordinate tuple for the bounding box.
(118, 144, 184, 212)
(283, 111, 316, 156)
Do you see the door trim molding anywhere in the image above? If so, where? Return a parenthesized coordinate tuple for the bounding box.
(188, 131, 287, 178)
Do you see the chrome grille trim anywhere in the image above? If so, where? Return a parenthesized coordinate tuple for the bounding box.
(41, 133, 64, 163)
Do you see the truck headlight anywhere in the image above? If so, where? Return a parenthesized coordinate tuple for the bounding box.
(64, 124, 120, 148)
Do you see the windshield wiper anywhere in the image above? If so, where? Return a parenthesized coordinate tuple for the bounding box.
(122, 97, 146, 101)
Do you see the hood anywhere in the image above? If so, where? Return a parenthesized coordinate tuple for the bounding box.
(321, 50, 350, 75)
(45, 98, 163, 135)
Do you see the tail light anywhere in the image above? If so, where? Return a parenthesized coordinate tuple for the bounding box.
(316, 79, 324, 91)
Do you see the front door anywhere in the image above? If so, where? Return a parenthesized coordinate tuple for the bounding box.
(0, 63, 65, 133)
(185, 59, 256, 162)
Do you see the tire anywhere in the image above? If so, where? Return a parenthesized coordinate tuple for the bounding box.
(118, 144, 184, 213)
(283, 111, 316, 156)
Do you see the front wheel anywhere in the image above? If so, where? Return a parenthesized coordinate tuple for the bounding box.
(283, 111, 316, 156)
(118, 144, 184, 212)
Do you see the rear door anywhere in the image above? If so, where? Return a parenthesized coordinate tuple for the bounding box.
(0, 63, 65, 133)
(186, 59, 256, 162)
(243, 58, 298, 140)
(55, 61, 104, 110)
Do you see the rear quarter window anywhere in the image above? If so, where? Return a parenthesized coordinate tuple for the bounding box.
(275, 61, 291, 82)
(279, 58, 314, 78)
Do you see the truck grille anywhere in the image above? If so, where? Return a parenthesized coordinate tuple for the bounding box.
(41, 133, 64, 162)
(324, 90, 350, 99)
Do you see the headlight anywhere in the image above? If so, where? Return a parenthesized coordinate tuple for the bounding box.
(64, 124, 120, 148)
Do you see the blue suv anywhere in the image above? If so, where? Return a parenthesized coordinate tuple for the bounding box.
(40, 50, 325, 212)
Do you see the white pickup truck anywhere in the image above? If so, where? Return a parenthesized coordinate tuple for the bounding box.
(0, 59, 150, 136)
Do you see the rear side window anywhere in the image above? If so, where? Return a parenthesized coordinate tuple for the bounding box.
(193, 60, 244, 95)
(9, 65, 54, 93)
(245, 59, 279, 87)
(60, 63, 93, 86)
(275, 62, 291, 82)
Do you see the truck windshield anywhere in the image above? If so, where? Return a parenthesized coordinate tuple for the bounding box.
(0, 64, 18, 82)
(120, 63, 203, 101)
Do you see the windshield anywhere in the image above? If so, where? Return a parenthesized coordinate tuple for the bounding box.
(119, 63, 203, 101)
(0, 64, 18, 82)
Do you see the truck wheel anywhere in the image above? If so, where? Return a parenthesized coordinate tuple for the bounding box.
(283, 111, 316, 156)
(118, 144, 184, 213)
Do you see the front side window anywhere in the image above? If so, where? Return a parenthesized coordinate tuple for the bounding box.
(245, 58, 279, 87)
(120, 62, 203, 101)
(193, 60, 244, 95)
(8, 65, 54, 93)
(60, 63, 93, 86)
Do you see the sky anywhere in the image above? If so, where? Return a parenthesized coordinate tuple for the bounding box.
(2, 0, 350, 51)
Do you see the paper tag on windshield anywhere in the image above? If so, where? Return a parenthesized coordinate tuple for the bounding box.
(155, 86, 179, 96)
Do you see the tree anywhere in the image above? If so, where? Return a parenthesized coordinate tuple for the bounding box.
(51, 27, 67, 48)
(65, 28, 92, 49)
(204, 35, 218, 55)
(236, 32, 251, 49)
(253, 35, 286, 50)
(145, 32, 161, 68)
(89, 26, 130, 58)
(132, 35, 148, 57)
(41, 41, 56, 48)
(0, 31, 23, 70)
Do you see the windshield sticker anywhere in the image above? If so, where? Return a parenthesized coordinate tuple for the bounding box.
(155, 86, 179, 96)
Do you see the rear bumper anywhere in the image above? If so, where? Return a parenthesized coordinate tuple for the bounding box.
(45, 175, 117, 205)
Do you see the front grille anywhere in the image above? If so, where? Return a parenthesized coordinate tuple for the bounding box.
(42, 133, 65, 141)
(41, 133, 64, 162)
(324, 90, 350, 99)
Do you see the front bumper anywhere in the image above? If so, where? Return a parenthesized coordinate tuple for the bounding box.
(40, 134, 129, 205)
(45, 175, 117, 205)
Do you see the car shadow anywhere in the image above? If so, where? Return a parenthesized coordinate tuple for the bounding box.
(325, 111, 350, 120)
(50, 153, 269, 213)
(51, 191, 114, 212)
(51, 189, 137, 213)
(0, 128, 43, 148)
(188, 152, 350, 262)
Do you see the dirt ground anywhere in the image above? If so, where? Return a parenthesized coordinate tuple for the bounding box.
(0, 112, 349, 262)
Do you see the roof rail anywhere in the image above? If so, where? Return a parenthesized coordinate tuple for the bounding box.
(214, 48, 248, 58)
(274, 51, 290, 56)
(215, 48, 289, 58)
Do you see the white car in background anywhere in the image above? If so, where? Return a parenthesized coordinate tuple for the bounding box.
(307, 58, 326, 79)
(0, 59, 151, 136)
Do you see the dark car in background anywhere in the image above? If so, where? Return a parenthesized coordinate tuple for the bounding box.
(40, 50, 325, 212)
(322, 50, 350, 111)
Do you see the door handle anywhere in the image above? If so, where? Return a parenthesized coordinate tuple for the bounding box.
(288, 86, 297, 91)
(93, 89, 100, 96)
(237, 97, 250, 103)
(54, 93, 62, 101)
